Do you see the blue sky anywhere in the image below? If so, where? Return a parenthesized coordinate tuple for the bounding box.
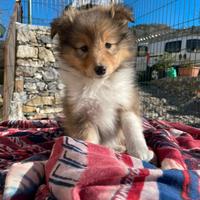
(0, 0, 15, 28)
(0, 0, 200, 30)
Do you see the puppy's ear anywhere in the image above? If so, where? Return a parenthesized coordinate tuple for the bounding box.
(51, 18, 61, 39)
(110, 5, 134, 24)
(51, 7, 78, 39)
(63, 7, 79, 23)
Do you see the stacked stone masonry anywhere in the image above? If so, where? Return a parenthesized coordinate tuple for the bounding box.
(12, 23, 64, 119)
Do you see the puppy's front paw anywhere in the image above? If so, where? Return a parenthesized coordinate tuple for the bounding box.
(113, 145, 126, 153)
(141, 149, 155, 162)
(128, 149, 154, 162)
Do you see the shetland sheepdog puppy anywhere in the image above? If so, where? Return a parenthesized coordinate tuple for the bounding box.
(51, 4, 154, 161)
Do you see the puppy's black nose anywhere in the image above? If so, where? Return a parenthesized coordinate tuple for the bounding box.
(95, 65, 106, 76)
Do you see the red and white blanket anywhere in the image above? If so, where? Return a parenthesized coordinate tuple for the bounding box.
(0, 118, 199, 200)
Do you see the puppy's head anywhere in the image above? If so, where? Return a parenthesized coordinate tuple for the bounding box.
(51, 5, 135, 78)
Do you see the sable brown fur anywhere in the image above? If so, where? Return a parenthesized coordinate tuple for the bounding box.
(51, 5, 135, 78)
(51, 4, 154, 161)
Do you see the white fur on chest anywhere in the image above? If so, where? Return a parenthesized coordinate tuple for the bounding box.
(62, 66, 134, 134)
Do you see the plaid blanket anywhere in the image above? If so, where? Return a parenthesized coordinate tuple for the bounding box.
(0, 119, 199, 200)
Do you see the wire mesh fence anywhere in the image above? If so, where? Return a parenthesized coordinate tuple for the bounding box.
(130, 0, 200, 82)
(20, 0, 122, 26)
(128, 0, 200, 127)
(21, 0, 71, 26)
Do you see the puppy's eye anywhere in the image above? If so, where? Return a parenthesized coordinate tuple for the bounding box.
(80, 45, 88, 52)
(105, 43, 112, 49)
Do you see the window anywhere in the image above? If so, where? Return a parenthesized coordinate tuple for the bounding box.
(186, 39, 200, 53)
(137, 46, 148, 57)
(165, 41, 182, 53)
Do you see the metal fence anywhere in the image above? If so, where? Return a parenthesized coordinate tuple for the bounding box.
(129, 0, 200, 127)
(20, 0, 122, 26)
(131, 0, 200, 81)
(21, 0, 71, 26)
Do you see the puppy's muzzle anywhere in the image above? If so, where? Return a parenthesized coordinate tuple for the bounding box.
(95, 65, 106, 76)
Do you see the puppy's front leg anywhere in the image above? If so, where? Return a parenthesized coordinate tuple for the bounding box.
(121, 112, 154, 161)
(81, 122, 100, 144)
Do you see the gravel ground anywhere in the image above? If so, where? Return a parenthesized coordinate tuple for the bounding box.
(0, 82, 199, 127)
(139, 83, 200, 128)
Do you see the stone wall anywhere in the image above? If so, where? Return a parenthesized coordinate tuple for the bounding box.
(12, 23, 64, 119)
